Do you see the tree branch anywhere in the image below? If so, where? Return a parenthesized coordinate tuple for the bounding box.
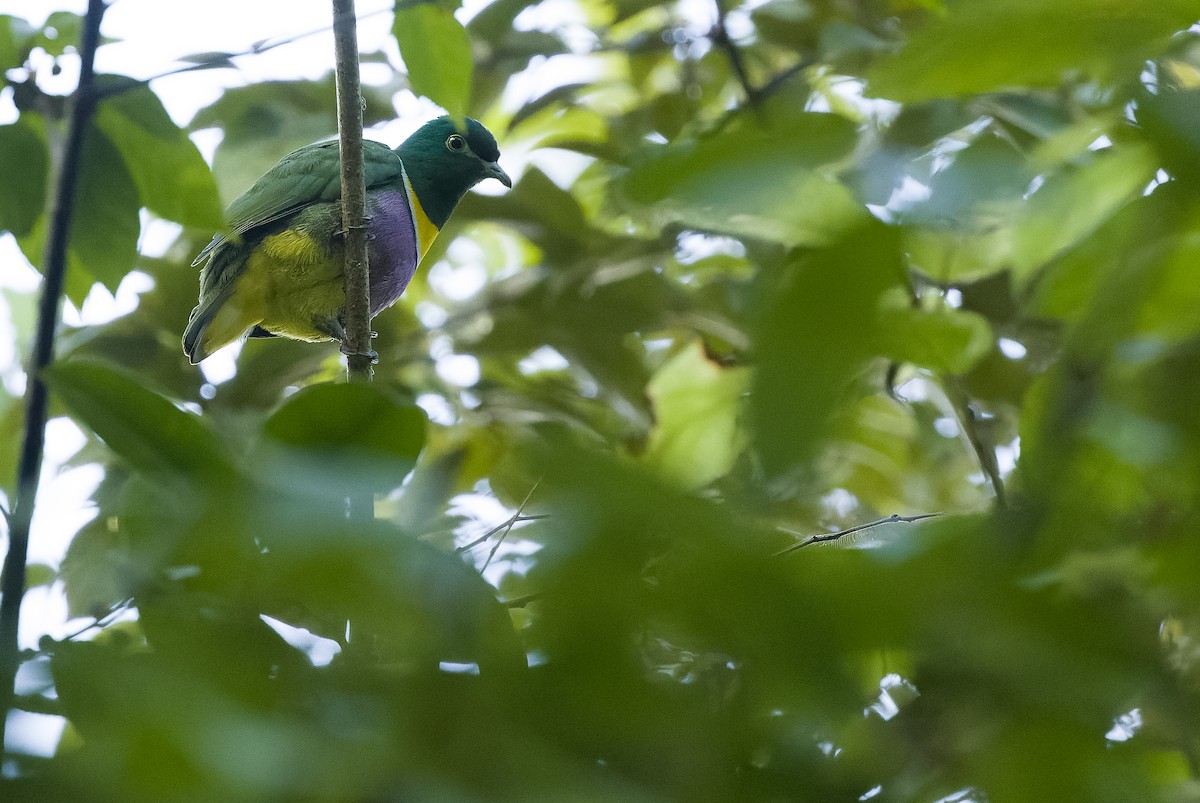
(89, 5, 399, 101)
(942, 378, 1008, 508)
(711, 0, 758, 106)
(0, 0, 107, 757)
(332, 0, 375, 526)
(774, 512, 942, 556)
(333, 0, 374, 382)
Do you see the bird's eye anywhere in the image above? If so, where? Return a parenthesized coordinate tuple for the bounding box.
(446, 134, 466, 152)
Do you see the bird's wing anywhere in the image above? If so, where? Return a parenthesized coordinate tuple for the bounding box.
(192, 139, 405, 266)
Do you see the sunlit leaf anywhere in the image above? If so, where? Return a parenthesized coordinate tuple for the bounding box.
(393, 2, 473, 123)
(644, 341, 749, 489)
(868, 0, 1197, 101)
(879, 301, 994, 375)
(94, 75, 224, 231)
(44, 359, 234, 479)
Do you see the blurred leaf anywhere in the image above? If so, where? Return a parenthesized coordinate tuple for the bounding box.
(22, 562, 56, 590)
(44, 360, 234, 480)
(393, 3, 473, 122)
(644, 341, 749, 489)
(752, 221, 904, 473)
(622, 106, 865, 246)
(94, 76, 224, 231)
(257, 516, 523, 672)
(60, 517, 135, 618)
(190, 77, 397, 203)
(879, 301, 994, 375)
(17, 124, 140, 303)
(33, 11, 81, 57)
(1137, 87, 1200, 183)
(0, 15, 36, 70)
(0, 119, 46, 237)
(261, 382, 427, 494)
(1011, 143, 1158, 281)
(868, 0, 1197, 101)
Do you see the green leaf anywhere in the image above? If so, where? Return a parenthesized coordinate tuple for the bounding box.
(258, 517, 524, 672)
(751, 221, 904, 473)
(60, 517, 135, 619)
(43, 360, 234, 479)
(0, 14, 36, 71)
(868, 0, 1198, 101)
(23, 562, 56, 590)
(1011, 144, 1159, 281)
(261, 382, 427, 494)
(34, 11, 81, 58)
(622, 106, 865, 246)
(0, 118, 47, 237)
(879, 301, 994, 374)
(393, 3, 474, 123)
(1137, 87, 1200, 184)
(94, 76, 224, 231)
(16, 124, 141, 304)
(644, 341, 749, 490)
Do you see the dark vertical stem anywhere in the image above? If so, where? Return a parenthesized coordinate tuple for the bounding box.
(333, 0, 373, 382)
(0, 0, 107, 755)
(332, 0, 374, 525)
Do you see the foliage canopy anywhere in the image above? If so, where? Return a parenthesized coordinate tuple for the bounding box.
(3, 0, 1200, 800)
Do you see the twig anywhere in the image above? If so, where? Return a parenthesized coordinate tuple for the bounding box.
(60, 598, 135, 642)
(91, 5, 399, 101)
(943, 378, 1008, 508)
(774, 512, 942, 557)
(711, 0, 758, 106)
(455, 514, 549, 553)
(0, 0, 107, 757)
(502, 592, 542, 609)
(483, 480, 541, 572)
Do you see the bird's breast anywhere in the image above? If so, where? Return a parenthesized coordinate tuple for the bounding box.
(366, 188, 426, 315)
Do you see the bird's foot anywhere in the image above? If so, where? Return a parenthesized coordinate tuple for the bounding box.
(339, 343, 379, 364)
(334, 215, 374, 239)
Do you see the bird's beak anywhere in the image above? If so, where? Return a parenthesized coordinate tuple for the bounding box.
(484, 161, 512, 188)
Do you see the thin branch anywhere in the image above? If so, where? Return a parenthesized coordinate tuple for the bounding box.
(483, 480, 541, 572)
(60, 598, 135, 642)
(11, 694, 62, 718)
(943, 378, 1008, 508)
(0, 0, 107, 757)
(711, 0, 758, 106)
(774, 512, 942, 557)
(502, 592, 542, 609)
(90, 5, 399, 101)
(455, 514, 549, 553)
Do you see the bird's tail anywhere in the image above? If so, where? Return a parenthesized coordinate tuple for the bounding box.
(182, 249, 256, 364)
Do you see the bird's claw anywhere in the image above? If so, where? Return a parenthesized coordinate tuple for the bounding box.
(340, 343, 379, 364)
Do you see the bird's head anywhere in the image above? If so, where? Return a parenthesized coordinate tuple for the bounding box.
(396, 116, 511, 227)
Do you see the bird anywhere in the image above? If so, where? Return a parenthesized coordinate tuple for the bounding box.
(182, 116, 511, 364)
